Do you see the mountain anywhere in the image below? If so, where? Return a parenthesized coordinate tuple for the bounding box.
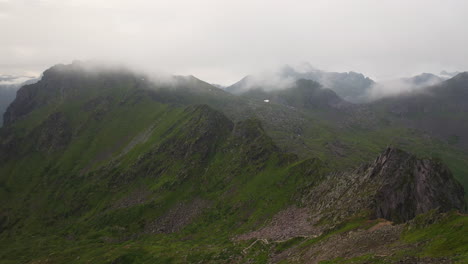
(440, 70, 461, 78)
(239, 147, 466, 263)
(0, 75, 37, 126)
(401, 72, 446, 88)
(240, 79, 350, 111)
(0, 88, 17, 126)
(210, 83, 226, 89)
(303, 147, 465, 224)
(226, 65, 375, 103)
(279, 65, 375, 103)
(372, 72, 468, 150)
(0, 62, 467, 263)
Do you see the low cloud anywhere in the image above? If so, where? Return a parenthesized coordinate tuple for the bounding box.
(1, 0, 468, 84)
(364, 73, 447, 101)
(0, 75, 35, 88)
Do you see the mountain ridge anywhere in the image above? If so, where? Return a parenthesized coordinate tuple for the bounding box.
(0, 62, 467, 263)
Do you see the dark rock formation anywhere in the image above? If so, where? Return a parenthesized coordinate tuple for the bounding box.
(3, 83, 40, 126)
(371, 148, 466, 222)
(301, 147, 466, 224)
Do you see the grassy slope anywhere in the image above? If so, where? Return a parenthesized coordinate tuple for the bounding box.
(0, 68, 467, 263)
(252, 102, 468, 201)
(0, 81, 325, 263)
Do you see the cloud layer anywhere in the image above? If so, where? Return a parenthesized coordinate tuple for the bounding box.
(1, 0, 467, 84)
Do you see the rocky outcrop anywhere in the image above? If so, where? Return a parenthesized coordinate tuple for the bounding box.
(371, 148, 466, 222)
(302, 147, 466, 224)
(240, 148, 465, 247)
(3, 83, 40, 126)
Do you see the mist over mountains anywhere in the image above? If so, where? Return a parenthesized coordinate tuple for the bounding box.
(0, 61, 465, 126)
(223, 63, 459, 104)
(0, 61, 467, 263)
(2, 0, 468, 262)
(224, 63, 374, 103)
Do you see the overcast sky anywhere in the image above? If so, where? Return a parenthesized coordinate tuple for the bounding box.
(1, 0, 467, 84)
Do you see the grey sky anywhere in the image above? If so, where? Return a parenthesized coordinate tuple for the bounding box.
(1, 0, 467, 85)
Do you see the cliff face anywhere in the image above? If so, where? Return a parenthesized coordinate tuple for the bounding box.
(2, 83, 39, 126)
(239, 148, 466, 263)
(302, 148, 466, 224)
(371, 148, 466, 222)
(3, 64, 115, 126)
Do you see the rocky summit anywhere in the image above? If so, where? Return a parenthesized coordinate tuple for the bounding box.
(301, 148, 466, 225)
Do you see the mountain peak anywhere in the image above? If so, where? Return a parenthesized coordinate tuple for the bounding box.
(225, 64, 374, 103)
(370, 147, 466, 222)
(451, 71, 468, 81)
(301, 147, 466, 224)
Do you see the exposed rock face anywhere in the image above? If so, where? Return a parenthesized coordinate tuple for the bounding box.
(3, 83, 40, 126)
(371, 148, 466, 222)
(1, 111, 71, 162)
(3, 62, 139, 126)
(240, 148, 466, 246)
(3, 65, 75, 126)
(302, 147, 466, 224)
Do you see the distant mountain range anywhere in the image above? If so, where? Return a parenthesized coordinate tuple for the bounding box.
(225, 64, 375, 103)
(400, 72, 447, 88)
(224, 65, 458, 104)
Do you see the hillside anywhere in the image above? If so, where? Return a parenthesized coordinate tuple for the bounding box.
(0, 76, 37, 126)
(222, 71, 468, 196)
(372, 72, 468, 150)
(0, 88, 17, 126)
(0, 63, 467, 263)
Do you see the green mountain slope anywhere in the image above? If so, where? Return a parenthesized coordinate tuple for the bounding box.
(222, 74, 468, 197)
(0, 62, 467, 263)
